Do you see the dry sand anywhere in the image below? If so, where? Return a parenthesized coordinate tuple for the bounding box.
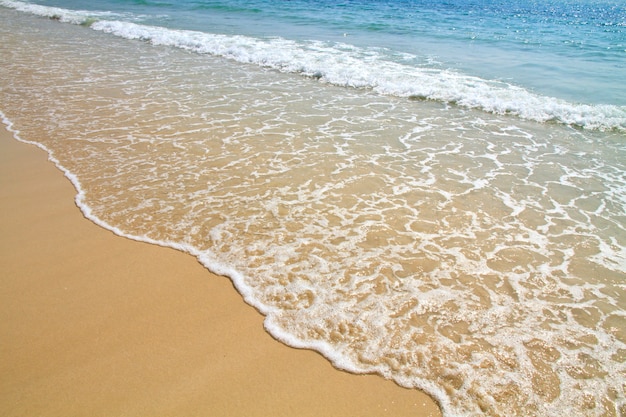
(0, 124, 442, 417)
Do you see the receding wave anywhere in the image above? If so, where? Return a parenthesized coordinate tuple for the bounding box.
(2, 0, 625, 132)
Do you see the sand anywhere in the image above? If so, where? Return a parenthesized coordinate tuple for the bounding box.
(0, 124, 441, 417)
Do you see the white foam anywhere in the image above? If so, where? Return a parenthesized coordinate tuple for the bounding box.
(0, 0, 120, 24)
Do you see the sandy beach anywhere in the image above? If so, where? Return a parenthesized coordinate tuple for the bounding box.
(0, 124, 441, 416)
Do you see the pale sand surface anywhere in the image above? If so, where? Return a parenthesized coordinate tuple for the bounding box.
(0, 125, 441, 417)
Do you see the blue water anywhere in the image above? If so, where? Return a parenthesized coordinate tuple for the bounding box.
(6, 0, 626, 115)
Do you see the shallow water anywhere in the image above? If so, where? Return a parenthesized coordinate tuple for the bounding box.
(1, 5, 625, 417)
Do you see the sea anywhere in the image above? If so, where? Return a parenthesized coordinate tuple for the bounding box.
(0, 0, 625, 415)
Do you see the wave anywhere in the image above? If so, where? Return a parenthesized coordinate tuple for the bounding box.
(2, 0, 625, 132)
(0, 0, 125, 24)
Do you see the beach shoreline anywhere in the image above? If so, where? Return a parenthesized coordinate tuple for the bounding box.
(0, 124, 441, 416)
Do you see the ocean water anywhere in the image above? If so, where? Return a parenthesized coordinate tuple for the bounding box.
(0, 0, 625, 416)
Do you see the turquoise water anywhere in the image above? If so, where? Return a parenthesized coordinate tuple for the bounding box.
(1, 1, 625, 416)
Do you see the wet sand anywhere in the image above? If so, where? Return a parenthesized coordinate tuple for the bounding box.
(0, 124, 441, 417)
